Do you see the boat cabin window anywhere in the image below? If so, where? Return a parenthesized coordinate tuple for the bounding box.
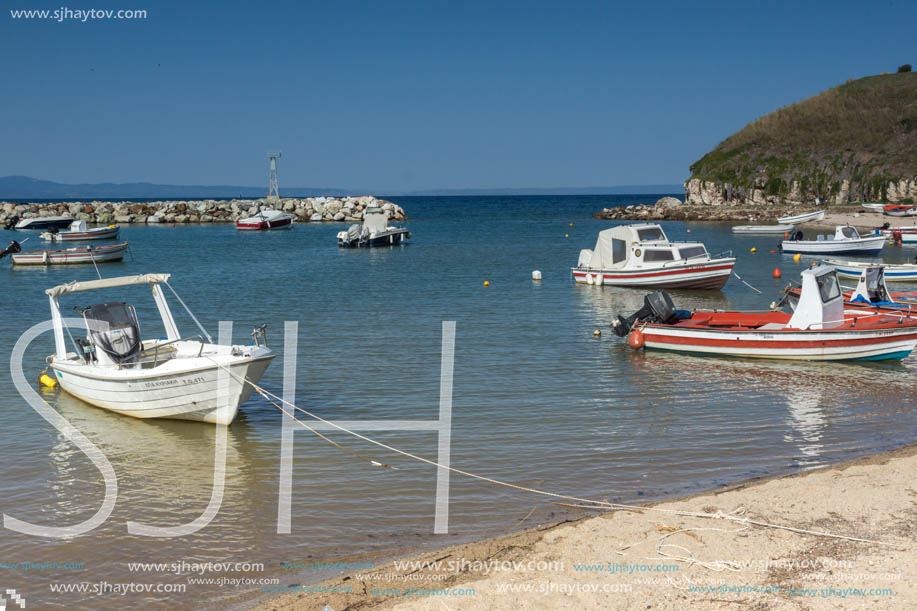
(643, 249, 674, 262)
(678, 246, 707, 260)
(816, 273, 841, 303)
(83, 302, 142, 364)
(612, 238, 627, 264)
(636, 227, 665, 241)
(841, 227, 858, 239)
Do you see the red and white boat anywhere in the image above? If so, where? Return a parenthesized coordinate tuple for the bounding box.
(612, 265, 917, 361)
(883, 204, 917, 217)
(781, 265, 917, 317)
(572, 224, 735, 289)
(236, 208, 295, 231)
(2, 241, 129, 265)
(40, 220, 120, 242)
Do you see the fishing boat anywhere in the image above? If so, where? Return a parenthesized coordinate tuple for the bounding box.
(45, 273, 275, 425)
(337, 205, 411, 247)
(13, 215, 75, 230)
(883, 204, 917, 217)
(825, 259, 917, 282)
(40, 220, 120, 242)
(731, 224, 794, 234)
(861, 203, 886, 213)
(236, 208, 295, 230)
(572, 223, 735, 289)
(777, 210, 825, 224)
(780, 226, 885, 256)
(781, 265, 916, 316)
(874, 225, 917, 244)
(611, 266, 917, 361)
(1, 241, 129, 265)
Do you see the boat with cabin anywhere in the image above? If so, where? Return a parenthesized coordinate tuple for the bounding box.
(611, 265, 917, 361)
(40, 220, 120, 242)
(780, 226, 885, 256)
(45, 273, 275, 425)
(236, 208, 295, 230)
(873, 224, 917, 244)
(572, 223, 735, 289)
(337, 205, 411, 247)
(777, 210, 825, 224)
(2, 241, 129, 265)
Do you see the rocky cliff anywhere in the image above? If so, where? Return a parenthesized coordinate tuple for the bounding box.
(685, 72, 917, 207)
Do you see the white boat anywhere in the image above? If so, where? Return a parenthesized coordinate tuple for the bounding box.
(337, 206, 411, 247)
(780, 226, 885, 256)
(612, 266, 917, 361)
(236, 208, 295, 230)
(732, 224, 795, 234)
(572, 224, 735, 289)
(883, 204, 917, 217)
(13, 215, 75, 230)
(861, 203, 886, 212)
(40, 220, 120, 242)
(777, 210, 825, 224)
(3, 241, 129, 265)
(824, 259, 917, 282)
(46, 274, 275, 425)
(874, 225, 917, 244)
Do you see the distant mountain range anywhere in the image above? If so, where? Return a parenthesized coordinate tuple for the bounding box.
(0, 175, 683, 199)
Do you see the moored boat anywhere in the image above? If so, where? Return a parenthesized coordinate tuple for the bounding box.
(782, 265, 917, 316)
(861, 203, 886, 212)
(777, 210, 825, 224)
(2, 241, 129, 265)
(45, 273, 275, 425)
(873, 225, 917, 244)
(780, 226, 885, 256)
(731, 224, 795, 234)
(40, 220, 120, 242)
(236, 208, 295, 230)
(12, 215, 75, 230)
(611, 266, 917, 361)
(572, 224, 735, 289)
(337, 205, 411, 247)
(824, 259, 917, 282)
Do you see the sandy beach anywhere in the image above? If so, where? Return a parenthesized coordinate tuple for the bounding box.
(256, 445, 917, 610)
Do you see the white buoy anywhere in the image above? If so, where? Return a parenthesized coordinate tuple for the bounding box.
(532, 270, 542, 281)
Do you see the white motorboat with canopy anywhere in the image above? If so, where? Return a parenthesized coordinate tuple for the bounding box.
(337, 205, 411, 247)
(46, 273, 275, 425)
(572, 224, 735, 289)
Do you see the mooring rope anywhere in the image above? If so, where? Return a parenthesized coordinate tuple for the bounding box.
(204, 357, 897, 549)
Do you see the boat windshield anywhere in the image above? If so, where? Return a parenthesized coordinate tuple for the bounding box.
(817, 273, 841, 303)
(679, 246, 707, 260)
(636, 227, 665, 241)
(841, 226, 859, 239)
(83, 302, 142, 364)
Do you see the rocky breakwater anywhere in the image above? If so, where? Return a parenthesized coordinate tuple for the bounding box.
(0, 196, 406, 226)
(594, 196, 860, 223)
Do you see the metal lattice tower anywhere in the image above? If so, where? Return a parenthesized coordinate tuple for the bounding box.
(267, 151, 281, 200)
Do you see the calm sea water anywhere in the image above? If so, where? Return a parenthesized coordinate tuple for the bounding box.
(1, 195, 916, 609)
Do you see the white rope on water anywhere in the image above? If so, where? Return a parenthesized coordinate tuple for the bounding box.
(204, 357, 897, 551)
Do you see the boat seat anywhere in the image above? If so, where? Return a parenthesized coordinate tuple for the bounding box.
(757, 322, 786, 330)
(817, 235, 825, 241)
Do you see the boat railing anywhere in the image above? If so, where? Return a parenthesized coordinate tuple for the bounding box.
(124, 334, 206, 369)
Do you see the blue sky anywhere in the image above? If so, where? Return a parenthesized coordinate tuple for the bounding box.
(1, 0, 914, 191)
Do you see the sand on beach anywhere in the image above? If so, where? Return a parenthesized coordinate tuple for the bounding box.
(804, 209, 917, 232)
(256, 446, 917, 611)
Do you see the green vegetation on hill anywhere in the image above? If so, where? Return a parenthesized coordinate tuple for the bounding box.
(689, 72, 917, 201)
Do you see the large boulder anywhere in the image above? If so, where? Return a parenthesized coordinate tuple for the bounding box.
(309, 212, 322, 222)
(655, 196, 682, 210)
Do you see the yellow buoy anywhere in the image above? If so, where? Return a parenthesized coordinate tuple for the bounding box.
(484, 280, 490, 287)
(750, 247, 756, 253)
(569, 223, 574, 227)
(564, 234, 569, 238)
(39, 373, 57, 388)
(793, 253, 802, 263)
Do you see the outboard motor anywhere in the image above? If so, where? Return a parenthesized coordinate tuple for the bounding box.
(0, 240, 21, 259)
(788, 229, 804, 241)
(3, 215, 19, 230)
(612, 290, 680, 337)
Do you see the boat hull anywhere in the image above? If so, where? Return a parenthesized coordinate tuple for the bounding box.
(731, 224, 794, 234)
(51, 353, 274, 425)
(11, 242, 129, 265)
(780, 236, 886, 255)
(14, 216, 75, 230)
(236, 216, 294, 230)
(338, 228, 411, 247)
(42, 227, 120, 242)
(827, 262, 917, 282)
(640, 325, 917, 361)
(572, 260, 735, 289)
(777, 210, 825, 224)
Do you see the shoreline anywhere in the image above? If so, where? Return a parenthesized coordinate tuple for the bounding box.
(252, 443, 917, 610)
(0, 196, 406, 227)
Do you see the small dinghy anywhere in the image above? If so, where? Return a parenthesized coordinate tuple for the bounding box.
(12, 215, 75, 230)
(732, 224, 794, 234)
(2, 241, 129, 265)
(236, 208, 295, 230)
(612, 265, 917, 361)
(40, 220, 120, 242)
(572, 223, 735, 289)
(337, 205, 411, 247)
(780, 226, 885, 256)
(824, 259, 917, 282)
(861, 203, 886, 212)
(883, 204, 917, 217)
(777, 210, 825, 224)
(45, 273, 275, 425)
